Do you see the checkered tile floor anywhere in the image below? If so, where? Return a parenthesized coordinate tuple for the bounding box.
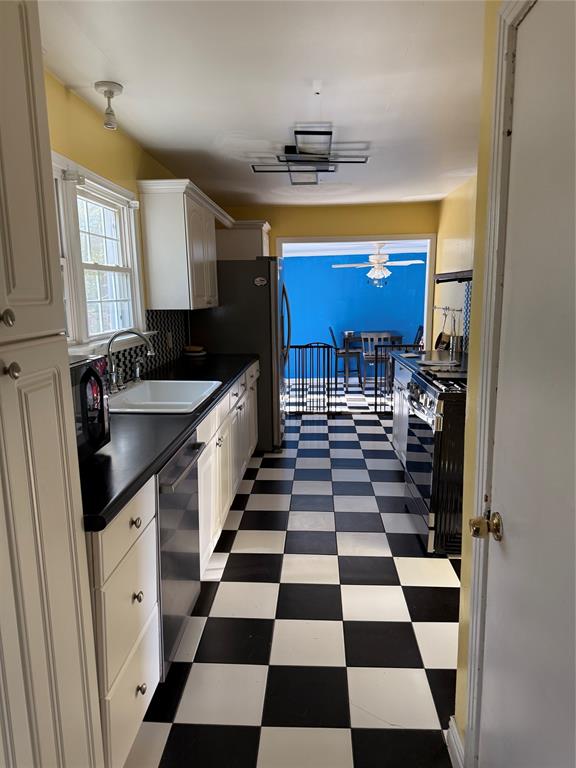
(286, 376, 392, 413)
(127, 414, 459, 768)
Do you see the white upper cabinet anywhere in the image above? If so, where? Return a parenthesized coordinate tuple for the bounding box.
(0, 1, 65, 343)
(138, 179, 233, 310)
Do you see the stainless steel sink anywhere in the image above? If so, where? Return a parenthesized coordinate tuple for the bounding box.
(109, 380, 221, 414)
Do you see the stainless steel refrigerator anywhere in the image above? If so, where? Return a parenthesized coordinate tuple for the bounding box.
(191, 258, 291, 452)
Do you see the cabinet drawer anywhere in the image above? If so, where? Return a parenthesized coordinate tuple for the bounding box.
(247, 362, 260, 383)
(196, 405, 219, 443)
(92, 478, 156, 586)
(227, 374, 246, 412)
(102, 608, 160, 768)
(96, 519, 158, 693)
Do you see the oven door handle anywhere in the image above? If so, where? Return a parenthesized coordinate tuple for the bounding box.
(159, 442, 206, 494)
(408, 397, 436, 429)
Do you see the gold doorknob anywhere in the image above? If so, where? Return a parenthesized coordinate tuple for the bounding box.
(469, 512, 503, 541)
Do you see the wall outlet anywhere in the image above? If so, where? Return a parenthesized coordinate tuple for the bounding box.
(166, 330, 173, 350)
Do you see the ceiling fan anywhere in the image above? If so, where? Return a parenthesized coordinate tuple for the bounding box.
(331, 243, 424, 287)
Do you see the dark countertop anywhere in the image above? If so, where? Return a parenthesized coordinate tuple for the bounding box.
(80, 353, 258, 532)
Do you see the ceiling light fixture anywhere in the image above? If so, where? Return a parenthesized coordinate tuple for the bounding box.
(94, 81, 123, 131)
(331, 243, 425, 288)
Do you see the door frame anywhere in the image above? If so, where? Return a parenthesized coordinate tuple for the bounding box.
(276, 233, 437, 349)
(445, 2, 537, 766)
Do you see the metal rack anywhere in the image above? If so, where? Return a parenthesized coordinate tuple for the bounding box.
(285, 343, 338, 413)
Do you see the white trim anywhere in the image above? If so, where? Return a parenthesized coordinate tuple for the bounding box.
(137, 178, 235, 228)
(464, 3, 536, 766)
(68, 329, 157, 358)
(277, 233, 437, 349)
(447, 717, 465, 768)
(228, 219, 271, 233)
(52, 151, 136, 201)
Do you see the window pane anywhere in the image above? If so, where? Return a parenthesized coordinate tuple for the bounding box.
(118, 301, 132, 328)
(105, 238, 120, 266)
(84, 270, 99, 301)
(80, 232, 90, 262)
(87, 201, 104, 234)
(104, 207, 118, 239)
(87, 303, 102, 335)
(115, 272, 130, 300)
(77, 198, 88, 231)
(89, 235, 106, 265)
(101, 302, 118, 333)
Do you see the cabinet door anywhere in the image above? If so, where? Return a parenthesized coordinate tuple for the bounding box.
(203, 211, 218, 308)
(248, 383, 258, 456)
(215, 417, 233, 529)
(0, 335, 103, 766)
(184, 196, 208, 309)
(0, 2, 65, 343)
(198, 436, 218, 572)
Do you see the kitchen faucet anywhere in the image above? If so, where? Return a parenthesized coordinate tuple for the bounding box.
(106, 328, 155, 393)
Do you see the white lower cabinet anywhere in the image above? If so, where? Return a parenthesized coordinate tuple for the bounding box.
(86, 476, 160, 768)
(198, 363, 259, 575)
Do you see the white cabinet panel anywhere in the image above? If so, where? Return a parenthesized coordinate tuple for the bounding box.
(203, 210, 218, 307)
(0, 335, 103, 766)
(185, 196, 208, 309)
(198, 436, 218, 574)
(0, 2, 65, 343)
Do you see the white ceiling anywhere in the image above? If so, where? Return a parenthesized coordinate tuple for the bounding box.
(39, 1, 484, 206)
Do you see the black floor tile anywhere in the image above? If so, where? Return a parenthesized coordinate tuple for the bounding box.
(327, 425, 357, 433)
(335, 512, 384, 532)
(403, 586, 461, 622)
(387, 533, 428, 557)
(262, 666, 350, 728)
(159, 724, 260, 768)
(243, 467, 259, 480)
(299, 432, 329, 441)
(426, 669, 457, 729)
(239, 510, 289, 531)
(332, 481, 374, 496)
(260, 457, 297, 469)
(221, 553, 284, 583)
(296, 448, 331, 458)
(359, 432, 389, 442)
(282, 440, 299, 449)
(284, 531, 338, 555)
(329, 440, 361, 450)
(355, 419, 381, 426)
(450, 558, 462, 578)
(251, 479, 293, 495)
(352, 729, 452, 768)
(214, 530, 237, 553)
(276, 583, 343, 620)
(344, 621, 423, 668)
(368, 469, 406, 483)
(231, 493, 250, 511)
(192, 581, 219, 616)
(330, 458, 367, 470)
(362, 449, 397, 459)
(144, 662, 191, 722)
(338, 556, 399, 585)
(376, 496, 408, 514)
(293, 468, 332, 481)
(290, 494, 334, 512)
(194, 617, 274, 665)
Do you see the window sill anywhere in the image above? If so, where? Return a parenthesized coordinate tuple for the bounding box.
(68, 330, 158, 358)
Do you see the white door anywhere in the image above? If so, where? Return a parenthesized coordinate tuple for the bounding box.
(0, 1, 66, 343)
(477, 3, 575, 766)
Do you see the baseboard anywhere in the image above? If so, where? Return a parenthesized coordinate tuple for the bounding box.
(446, 716, 465, 768)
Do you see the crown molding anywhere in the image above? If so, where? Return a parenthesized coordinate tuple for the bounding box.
(137, 179, 235, 228)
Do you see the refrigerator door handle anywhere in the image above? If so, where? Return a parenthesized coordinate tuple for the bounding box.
(282, 284, 292, 362)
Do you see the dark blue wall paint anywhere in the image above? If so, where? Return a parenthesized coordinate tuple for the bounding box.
(284, 253, 426, 347)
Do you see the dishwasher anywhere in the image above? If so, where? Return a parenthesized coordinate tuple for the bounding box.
(157, 433, 205, 678)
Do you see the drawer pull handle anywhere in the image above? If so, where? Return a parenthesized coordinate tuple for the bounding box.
(250, 386, 255, 392)
(0, 308, 16, 327)
(241, 382, 246, 388)
(132, 590, 144, 603)
(216, 437, 223, 447)
(136, 683, 147, 696)
(3, 362, 21, 380)
(231, 391, 239, 398)
(130, 517, 142, 529)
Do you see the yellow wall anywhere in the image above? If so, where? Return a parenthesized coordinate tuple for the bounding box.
(454, 0, 501, 739)
(44, 71, 175, 194)
(433, 177, 477, 339)
(224, 202, 440, 256)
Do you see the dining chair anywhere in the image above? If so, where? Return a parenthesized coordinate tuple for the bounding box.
(360, 332, 394, 393)
(329, 326, 363, 392)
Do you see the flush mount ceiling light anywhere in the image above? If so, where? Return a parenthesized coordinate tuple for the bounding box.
(252, 122, 369, 186)
(94, 81, 123, 131)
(331, 243, 425, 288)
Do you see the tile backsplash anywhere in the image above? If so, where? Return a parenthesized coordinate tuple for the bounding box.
(112, 310, 188, 381)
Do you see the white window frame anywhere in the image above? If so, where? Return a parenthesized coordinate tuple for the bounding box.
(52, 152, 146, 348)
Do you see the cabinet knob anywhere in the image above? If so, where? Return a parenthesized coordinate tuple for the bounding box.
(237, 404, 244, 411)
(136, 683, 147, 696)
(3, 362, 21, 380)
(249, 386, 255, 392)
(132, 590, 144, 603)
(0, 309, 16, 327)
(130, 516, 142, 529)
(216, 436, 223, 447)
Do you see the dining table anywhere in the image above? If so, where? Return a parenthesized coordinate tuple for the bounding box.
(341, 330, 404, 389)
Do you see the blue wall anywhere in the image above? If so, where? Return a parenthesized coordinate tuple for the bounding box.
(284, 253, 426, 347)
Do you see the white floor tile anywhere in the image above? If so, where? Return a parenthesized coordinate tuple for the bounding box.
(238, 479, 254, 494)
(365, 459, 403, 471)
(330, 449, 364, 459)
(175, 663, 268, 725)
(287, 512, 335, 531)
(246, 494, 291, 511)
(413, 622, 459, 669)
(360, 440, 392, 450)
(372, 482, 406, 497)
(394, 557, 461, 587)
(231, 530, 286, 554)
(295, 457, 332, 469)
(329, 433, 361, 442)
(210, 582, 279, 619)
(297, 440, 330, 450)
(124, 722, 171, 768)
(248, 457, 263, 469)
(300, 425, 328, 434)
(281, 554, 340, 584)
(336, 532, 391, 557)
(265, 449, 298, 458)
(348, 667, 440, 729)
(381, 512, 429, 535)
(333, 496, 379, 513)
(203, 552, 228, 581)
(341, 585, 410, 622)
(270, 620, 346, 666)
(257, 728, 353, 768)
(223, 510, 243, 530)
(172, 617, 207, 661)
(356, 426, 386, 434)
(331, 469, 371, 482)
(256, 468, 295, 481)
(292, 480, 333, 495)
